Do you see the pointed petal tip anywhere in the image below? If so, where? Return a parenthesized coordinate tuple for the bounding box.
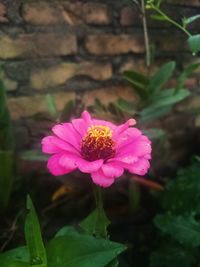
(128, 118, 136, 126)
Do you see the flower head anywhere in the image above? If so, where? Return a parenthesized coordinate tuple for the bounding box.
(41, 111, 151, 187)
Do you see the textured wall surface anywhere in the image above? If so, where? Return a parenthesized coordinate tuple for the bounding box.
(0, 0, 200, 152)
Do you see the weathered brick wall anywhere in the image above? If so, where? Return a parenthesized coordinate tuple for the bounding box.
(0, 0, 200, 151)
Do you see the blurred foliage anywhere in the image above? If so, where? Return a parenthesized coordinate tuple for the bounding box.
(146, 0, 200, 54)
(0, 76, 15, 210)
(151, 161, 200, 267)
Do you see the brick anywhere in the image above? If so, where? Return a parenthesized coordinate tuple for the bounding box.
(31, 63, 77, 90)
(0, 33, 77, 59)
(22, 2, 63, 25)
(120, 6, 141, 26)
(0, 3, 8, 23)
(119, 59, 158, 75)
(85, 34, 145, 55)
(83, 85, 138, 107)
(8, 92, 75, 120)
(176, 95, 200, 112)
(77, 62, 112, 81)
(31, 62, 112, 90)
(22, 2, 110, 26)
(0, 70, 18, 91)
(152, 33, 188, 52)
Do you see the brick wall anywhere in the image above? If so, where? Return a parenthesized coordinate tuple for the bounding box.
(0, 0, 200, 151)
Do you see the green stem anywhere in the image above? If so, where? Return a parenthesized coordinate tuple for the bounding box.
(93, 185, 103, 211)
(151, 5, 192, 37)
(141, 0, 151, 67)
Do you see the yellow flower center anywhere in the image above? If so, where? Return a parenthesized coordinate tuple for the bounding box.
(81, 125, 115, 161)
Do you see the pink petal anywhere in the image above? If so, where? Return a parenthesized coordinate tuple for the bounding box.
(92, 119, 117, 131)
(47, 154, 75, 176)
(91, 169, 114, 187)
(82, 110, 92, 125)
(128, 158, 150, 176)
(113, 119, 136, 139)
(118, 136, 151, 158)
(59, 153, 103, 173)
(144, 154, 152, 160)
(101, 163, 124, 178)
(78, 158, 103, 173)
(41, 136, 78, 154)
(71, 118, 89, 136)
(52, 123, 81, 150)
(59, 153, 79, 169)
(117, 127, 142, 149)
(108, 154, 138, 165)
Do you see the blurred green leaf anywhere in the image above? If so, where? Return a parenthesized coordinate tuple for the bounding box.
(148, 61, 176, 95)
(0, 150, 15, 209)
(0, 80, 6, 115)
(151, 245, 195, 267)
(140, 106, 171, 123)
(183, 15, 200, 26)
(142, 88, 190, 112)
(60, 100, 75, 122)
(114, 98, 136, 114)
(176, 61, 200, 91)
(188, 34, 200, 53)
(142, 128, 166, 140)
(21, 150, 48, 162)
(106, 259, 119, 267)
(123, 70, 149, 99)
(162, 162, 200, 215)
(0, 247, 29, 267)
(47, 226, 126, 267)
(45, 94, 58, 117)
(154, 214, 200, 247)
(25, 196, 47, 266)
(80, 208, 110, 237)
(0, 80, 14, 150)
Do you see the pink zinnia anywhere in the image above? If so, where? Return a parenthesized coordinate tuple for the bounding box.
(41, 111, 151, 187)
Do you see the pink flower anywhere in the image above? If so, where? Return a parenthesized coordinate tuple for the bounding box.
(41, 111, 151, 187)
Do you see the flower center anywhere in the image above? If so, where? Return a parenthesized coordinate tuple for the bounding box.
(81, 125, 115, 161)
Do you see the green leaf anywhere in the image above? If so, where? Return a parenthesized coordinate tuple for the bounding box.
(188, 34, 200, 53)
(176, 61, 200, 91)
(106, 259, 119, 267)
(0, 150, 15, 209)
(45, 94, 58, 117)
(123, 70, 149, 99)
(80, 208, 110, 238)
(47, 227, 126, 267)
(140, 106, 171, 123)
(142, 128, 166, 140)
(151, 245, 195, 267)
(25, 196, 47, 266)
(21, 150, 48, 162)
(148, 61, 176, 95)
(0, 247, 29, 267)
(0, 80, 6, 115)
(142, 88, 190, 113)
(154, 214, 200, 247)
(113, 98, 136, 114)
(183, 15, 200, 26)
(0, 80, 14, 150)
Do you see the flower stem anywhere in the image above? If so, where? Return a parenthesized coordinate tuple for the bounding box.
(150, 4, 192, 37)
(92, 184, 110, 238)
(93, 185, 103, 212)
